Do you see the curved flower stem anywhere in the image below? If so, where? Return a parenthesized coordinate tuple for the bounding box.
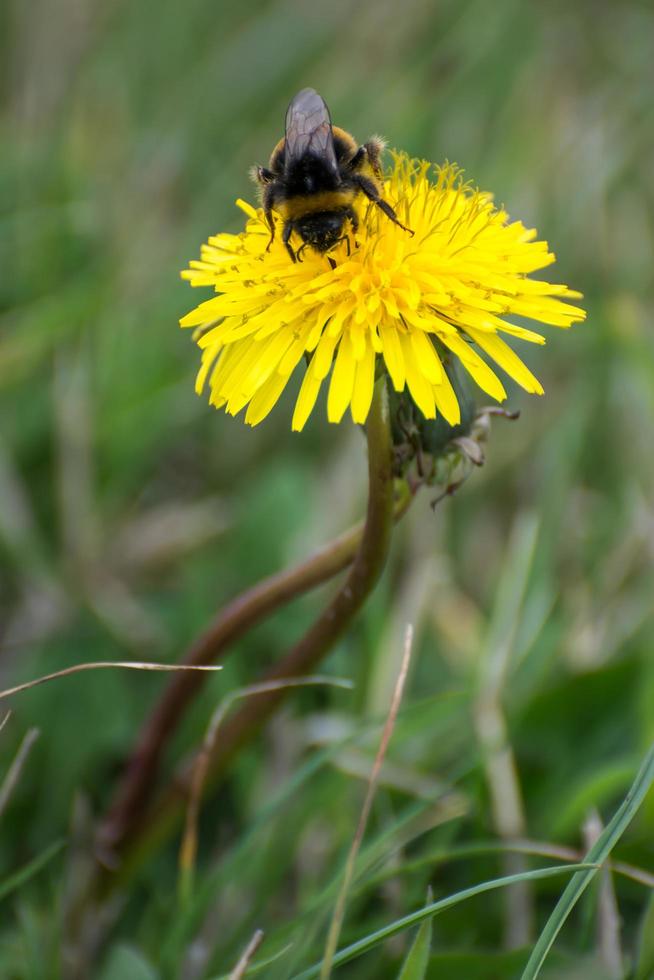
(98, 522, 377, 858)
(106, 378, 397, 884)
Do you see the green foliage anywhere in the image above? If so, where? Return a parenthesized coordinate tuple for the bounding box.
(99, 945, 159, 980)
(1, 0, 653, 977)
(634, 894, 654, 980)
(0, 841, 64, 905)
(522, 745, 654, 979)
(295, 865, 595, 978)
(397, 904, 432, 980)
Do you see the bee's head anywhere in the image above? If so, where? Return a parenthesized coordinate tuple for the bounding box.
(296, 210, 348, 254)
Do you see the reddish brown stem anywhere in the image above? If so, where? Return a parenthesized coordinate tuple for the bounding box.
(104, 378, 397, 884)
(98, 382, 405, 867)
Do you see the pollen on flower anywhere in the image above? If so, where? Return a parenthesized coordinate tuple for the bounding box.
(180, 153, 586, 431)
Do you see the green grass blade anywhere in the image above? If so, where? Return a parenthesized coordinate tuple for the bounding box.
(634, 892, 654, 980)
(521, 740, 654, 980)
(0, 840, 65, 903)
(396, 899, 432, 980)
(293, 863, 595, 979)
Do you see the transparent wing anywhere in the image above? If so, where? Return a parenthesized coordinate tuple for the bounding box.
(284, 88, 338, 173)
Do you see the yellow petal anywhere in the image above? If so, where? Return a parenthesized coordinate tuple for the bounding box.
(400, 334, 436, 418)
(277, 326, 312, 377)
(438, 331, 506, 402)
(195, 346, 220, 395)
(292, 369, 323, 431)
(409, 330, 443, 384)
(209, 338, 255, 401)
(327, 334, 356, 423)
(433, 369, 461, 426)
(235, 199, 259, 219)
(224, 332, 290, 410)
(379, 324, 406, 390)
(496, 322, 546, 345)
(350, 343, 376, 424)
(312, 330, 340, 379)
(467, 328, 544, 394)
(245, 371, 288, 426)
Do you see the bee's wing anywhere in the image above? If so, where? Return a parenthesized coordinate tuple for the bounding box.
(284, 88, 339, 174)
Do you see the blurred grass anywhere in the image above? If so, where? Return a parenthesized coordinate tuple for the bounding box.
(1, 0, 654, 976)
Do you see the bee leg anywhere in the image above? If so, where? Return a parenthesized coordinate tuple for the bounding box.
(256, 166, 275, 183)
(282, 221, 297, 263)
(262, 184, 277, 252)
(376, 197, 414, 236)
(352, 174, 414, 236)
(326, 235, 350, 259)
(344, 206, 359, 252)
(349, 139, 385, 178)
(363, 137, 386, 177)
(264, 215, 275, 251)
(348, 146, 366, 170)
(345, 206, 359, 235)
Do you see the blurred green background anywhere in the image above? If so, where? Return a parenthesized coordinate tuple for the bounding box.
(1, 0, 654, 977)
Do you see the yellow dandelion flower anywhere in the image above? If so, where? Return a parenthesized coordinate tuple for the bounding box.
(180, 154, 585, 431)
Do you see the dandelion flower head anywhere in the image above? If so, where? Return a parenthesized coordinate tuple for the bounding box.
(181, 154, 586, 431)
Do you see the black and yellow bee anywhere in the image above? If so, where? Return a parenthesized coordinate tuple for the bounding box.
(252, 88, 412, 262)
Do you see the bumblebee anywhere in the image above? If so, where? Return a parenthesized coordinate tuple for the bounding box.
(253, 88, 412, 262)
